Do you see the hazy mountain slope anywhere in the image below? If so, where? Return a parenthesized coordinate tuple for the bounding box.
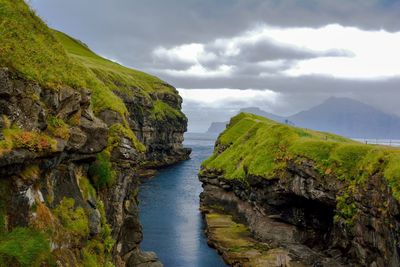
(206, 98, 400, 139)
(289, 97, 400, 139)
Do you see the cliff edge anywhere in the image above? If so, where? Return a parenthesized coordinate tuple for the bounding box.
(0, 1, 190, 266)
(200, 112, 400, 266)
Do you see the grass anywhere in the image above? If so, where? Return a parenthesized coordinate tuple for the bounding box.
(52, 30, 177, 96)
(88, 152, 116, 189)
(151, 100, 185, 121)
(108, 123, 146, 153)
(0, 0, 184, 122)
(0, 127, 57, 155)
(202, 112, 400, 202)
(0, 227, 50, 266)
(47, 116, 70, 140)
(53, 197, 89, 239)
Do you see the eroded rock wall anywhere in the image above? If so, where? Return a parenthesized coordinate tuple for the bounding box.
(200, 158, 400, 267)
(0, 68, 189, 266)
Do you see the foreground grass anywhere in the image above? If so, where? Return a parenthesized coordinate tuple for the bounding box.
(202, 112, 400, 201)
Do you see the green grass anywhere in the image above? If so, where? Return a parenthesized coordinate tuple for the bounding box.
(151, 100, 185, 121)
(88, 152, 116, 189)
(52, 30, 177, 95)
(0, 227, 50, 266)
(53, 197, 89, 238)
(202, 112, 400, 201)
(0, 0, 184, 122)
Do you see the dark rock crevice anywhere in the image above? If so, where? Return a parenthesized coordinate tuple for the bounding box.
(200, 157, 400, 266)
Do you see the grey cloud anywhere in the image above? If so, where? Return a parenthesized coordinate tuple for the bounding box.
(228, 40, 353, 63)
(31, 0, 400, 71)
(29, 0, 400, 132)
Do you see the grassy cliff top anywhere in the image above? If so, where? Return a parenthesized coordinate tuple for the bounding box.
(202, 113, 400, 200)
(53, 30, 178, 97)
(0, 0, 180, 117)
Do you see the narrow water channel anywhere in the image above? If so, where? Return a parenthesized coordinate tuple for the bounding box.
(139, 139, 227, 267)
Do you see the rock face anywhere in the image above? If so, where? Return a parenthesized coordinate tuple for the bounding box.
(199, 113, 400, 267)
(0, 68, 190, 266)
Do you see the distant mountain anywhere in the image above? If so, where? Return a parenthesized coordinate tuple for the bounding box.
(206, 122, 228, 135)
(288, 97, 400, 139)
(205, 98, 400, 139)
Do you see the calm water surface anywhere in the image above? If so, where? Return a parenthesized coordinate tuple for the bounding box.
(139, 139, 227, 267)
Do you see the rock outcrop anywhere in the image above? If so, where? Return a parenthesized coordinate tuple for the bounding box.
(0, 2, 190, 265)
(0, 67, 189, 266)
(199, 112, 400, 267)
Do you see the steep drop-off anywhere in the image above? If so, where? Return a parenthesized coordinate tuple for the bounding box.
(0, 1, 189, 266)
(200, 113, 400, 266)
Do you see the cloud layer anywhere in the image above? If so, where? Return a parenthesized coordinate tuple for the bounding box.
(30, 0, 400, 132)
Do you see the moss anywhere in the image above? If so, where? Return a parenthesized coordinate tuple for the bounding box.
(108, 123, 146, 153)
(88, 152, 116, 189)
(335, 191, 357, 227)
(78, 173, 97, 202)
(150, 100, 185, 121)
(47, 116, 70, 140)
(0, 227, 51, 267)
(53, 197, 89, 238)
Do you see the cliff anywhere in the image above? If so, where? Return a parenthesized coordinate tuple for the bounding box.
(199, 112, 400, 266)
(0, 1, 189, 266)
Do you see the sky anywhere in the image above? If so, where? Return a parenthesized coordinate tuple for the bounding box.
(30, 0, 400, 132)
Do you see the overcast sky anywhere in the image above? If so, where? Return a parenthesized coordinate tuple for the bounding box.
(30, 0, 400, 132)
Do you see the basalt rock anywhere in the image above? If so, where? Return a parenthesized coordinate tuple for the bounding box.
(199, 113, 400, 267)
(0, 68, 190, 266)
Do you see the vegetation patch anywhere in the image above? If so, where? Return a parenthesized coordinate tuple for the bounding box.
(53, 197, 89, 239)
(108, 123, 146, 153)
(88, 152, 116, 189)
(202, 112, 400, 212)
(0, 127, 57, 155)
(0, 227, 50, 266)
(47, 116, 70, 139)
(150, 100, 185, 121)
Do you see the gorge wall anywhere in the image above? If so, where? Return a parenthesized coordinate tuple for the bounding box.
(0, 1, 189, 266)
(199, 113, 400, 267)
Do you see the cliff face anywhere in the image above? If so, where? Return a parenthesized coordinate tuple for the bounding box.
(199, 113, 400, 267)
(0, 1, 189, 266)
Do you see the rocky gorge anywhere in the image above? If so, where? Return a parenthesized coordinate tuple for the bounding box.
(0, 1, 190, 266)
(199, 113, 400, 267)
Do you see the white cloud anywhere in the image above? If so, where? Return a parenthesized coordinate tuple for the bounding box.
(153, 43, 216, 64)
(153, 24, 400, 79)
(177, 88, 280, 108)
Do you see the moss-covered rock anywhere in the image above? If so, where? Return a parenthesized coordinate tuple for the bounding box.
(200, 112, 400, 267)
(0, 0, 190, 266)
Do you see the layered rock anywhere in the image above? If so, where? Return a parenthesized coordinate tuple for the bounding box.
(0, 65, 188, 266)
(199, 113, 400, 267)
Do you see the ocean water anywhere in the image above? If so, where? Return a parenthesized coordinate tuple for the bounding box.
(139, 139, 227, 267)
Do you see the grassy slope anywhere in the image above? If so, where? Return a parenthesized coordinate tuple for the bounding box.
(52, 30, 177, 97)
(0, 0, 183, 120)
(202, 112, 400, 201)
(53, 30, 185, 121)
